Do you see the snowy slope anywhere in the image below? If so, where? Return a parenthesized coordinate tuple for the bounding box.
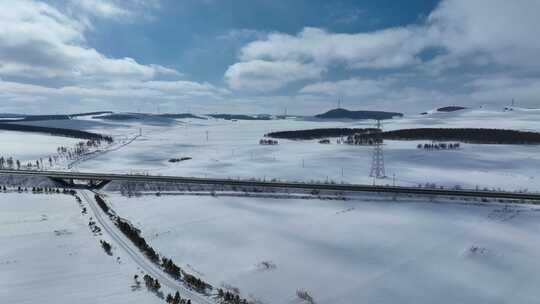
(68, 108, 540, 192)
(0, 130, 81, 163)
(0, 192, 163, 304)
(109, 193, 540, 304)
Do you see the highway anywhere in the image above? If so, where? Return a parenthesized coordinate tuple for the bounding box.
(79, 190, 214, 304)
(1, 168, 540, 202)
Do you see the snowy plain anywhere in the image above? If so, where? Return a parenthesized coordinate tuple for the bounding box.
(0, 192, 162, 304)
(15, 106, 540, 192)
(2, 106, 540, 190)
(2, 106, 540, 303)
(109, 193, 540, 304)
(0, 130, 81, 164)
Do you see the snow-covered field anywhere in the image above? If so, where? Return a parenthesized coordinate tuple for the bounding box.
(3, 106, 540, 191)
(72, 106, 540, 191)
(2, 106, 540, 303)
(109, 193, 540, 304)
(0, 192, 162, 304)
(0, 130, 81, 164)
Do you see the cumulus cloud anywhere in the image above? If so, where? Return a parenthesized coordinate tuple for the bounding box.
(466, 75, 540, 105)
(225, 24, 432, 91)
(224, 60, 324, 91)
(300, 78, 394, 97)
(240, 27, 433, 69)
(64, 0, 161, 21)
(226, 0, 540, 95)
(0, 1, 177, 82)
(0, 0, 230, 112)
(427, 0, 540, 69)
(0, 78, 228, 113)
(70, 0, 131, 19)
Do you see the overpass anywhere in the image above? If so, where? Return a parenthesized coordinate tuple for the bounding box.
(0, 169, 539, 202)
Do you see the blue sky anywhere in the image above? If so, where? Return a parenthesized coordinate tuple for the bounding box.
(0, 0, 539, 114)
(85, 0, 438, 84)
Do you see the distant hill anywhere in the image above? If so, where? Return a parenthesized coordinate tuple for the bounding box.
(93, 113, 146, 121)
(0, 122, 112, 141)
(0, 113, 26, 118)
(94, 113, 204, 121)
(436, 106, 467, 112)
(159, 113, 206, 119)
(207, 114, 272, 120)
(0, 114, 71, 122)
(69, 111, 113, 118)
(315, 108, 403, 120)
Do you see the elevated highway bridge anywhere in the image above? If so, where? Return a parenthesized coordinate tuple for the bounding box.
(0, 169, 539, 202)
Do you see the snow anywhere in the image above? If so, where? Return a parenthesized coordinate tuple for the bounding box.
(0, 192, 163, 304)
(66, 107, 540, 191)
(2, 106, 540, 303)
(12, 118, 125, 131)
(0, 130, 81, 163)
(108, 193, 540, 304)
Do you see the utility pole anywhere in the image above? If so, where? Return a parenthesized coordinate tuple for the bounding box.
(205, 130, 209, 141)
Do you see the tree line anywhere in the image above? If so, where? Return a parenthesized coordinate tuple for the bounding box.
(417, 142, 460, 150)
(363, 128, 540, 144)
(93, 194, 256, 303)
(216, 289, 250, 304)
(0, 122, 113, 141)
(0, 185, 75, 195)
(94, 194, 110, 213)
(0, 138, 110, 171)
(266, 128, 378, 140)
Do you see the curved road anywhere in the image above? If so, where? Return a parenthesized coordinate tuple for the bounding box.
(80, 190, 214, 304)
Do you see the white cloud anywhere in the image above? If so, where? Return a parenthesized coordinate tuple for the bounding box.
(300, 78, 394, 97)
(224, 60, 324, 91)
(465, 75, 540, 105)
(237, 0, 540, 72)
(0, 0, 177, 81)
(64, 0, 161, 21)
(240, 27, 432, 69)
(427, 0, 540, 69)
(0, 78, 228, 111)
(71, 0, 131, 19)
(0, 0, 231, 113)
(226, 0, 540, 94)
(225, 24, 433, 91)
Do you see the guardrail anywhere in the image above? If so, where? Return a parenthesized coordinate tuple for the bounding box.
(1, 169, 539, 202)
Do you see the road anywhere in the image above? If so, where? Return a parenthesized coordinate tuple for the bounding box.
(79, 190, 214, 304)
(1, 169, 540, 202)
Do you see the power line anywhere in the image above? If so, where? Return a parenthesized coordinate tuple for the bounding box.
(369, 119, 386, 179)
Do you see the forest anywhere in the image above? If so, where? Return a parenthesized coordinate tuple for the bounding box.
(376, 128, 540, 144)
(0, 123, 112, 141)
(266, 128, 379, 140)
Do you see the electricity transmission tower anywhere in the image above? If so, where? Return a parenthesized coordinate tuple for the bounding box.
(369, 119, 386, 179)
